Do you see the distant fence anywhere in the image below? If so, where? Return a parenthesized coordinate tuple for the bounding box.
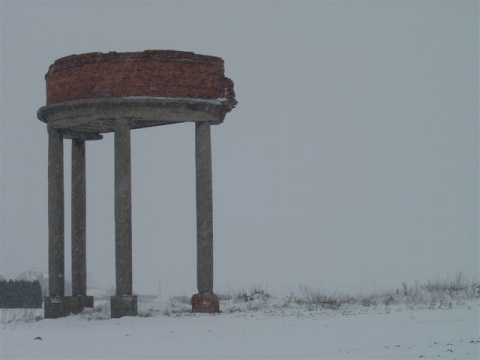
(0, 280, 43, 308)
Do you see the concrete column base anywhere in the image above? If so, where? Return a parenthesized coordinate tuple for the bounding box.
(111, 295, 138, 318)
(44, 296, 94, 318)
(73, 295, 94, 309)
(191, 293, 220, 313)
(44, 297, 71, 319)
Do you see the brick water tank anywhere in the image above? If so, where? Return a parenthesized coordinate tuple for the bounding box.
(45, 50, 236, 105)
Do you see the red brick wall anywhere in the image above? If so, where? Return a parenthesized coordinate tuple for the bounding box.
(45, 50, 236, 105)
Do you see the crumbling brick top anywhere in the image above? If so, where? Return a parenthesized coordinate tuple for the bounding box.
(45, 50, 236, 105)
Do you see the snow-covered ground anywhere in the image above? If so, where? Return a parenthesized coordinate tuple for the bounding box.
(1, 298, 478, 359)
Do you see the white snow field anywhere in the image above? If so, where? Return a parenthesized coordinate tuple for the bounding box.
(1, 298, 479, 359)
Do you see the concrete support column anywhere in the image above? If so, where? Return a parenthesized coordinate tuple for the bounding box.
(45, 127, 70, 318)
(192, 122, 219, 313)
(71, 139, 86, 298)
(48, 127, 65, 298)
(112, 118, 137, 318)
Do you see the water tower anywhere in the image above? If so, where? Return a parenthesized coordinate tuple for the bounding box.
(37, 50, 237, 318)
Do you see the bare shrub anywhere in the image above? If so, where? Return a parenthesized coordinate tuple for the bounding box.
(233, 286, 271, 303)
(161, 295, 192, 316)
(1, 308, 42, 324)
(357, 293, 380, 307)
(216, 293, 234, 301)
(401, 272, 479, 308)
(294, 273, 479, 311)
(297, 285, 352, 309)
(281, 292, 298, 307)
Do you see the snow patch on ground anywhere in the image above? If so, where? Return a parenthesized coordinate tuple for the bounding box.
(1, 299, 478, 359)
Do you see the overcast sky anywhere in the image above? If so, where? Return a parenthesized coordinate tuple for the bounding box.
(1, 1, 478, 298)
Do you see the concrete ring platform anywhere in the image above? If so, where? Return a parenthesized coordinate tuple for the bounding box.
(37, 97, 236, 138)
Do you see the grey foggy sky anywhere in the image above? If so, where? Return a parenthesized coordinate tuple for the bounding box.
(1, 1, 478, 297)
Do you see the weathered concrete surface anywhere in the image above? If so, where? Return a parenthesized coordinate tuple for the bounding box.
(114, 118, 133, 297)
(111, 295, 138, 318)
(48, 128, 64, 301)
(191, 293, 220, 313)
(74, 295, 94, 309)
(37, 97, 236, 134)
(71, 139, 87, 298)
(44, 296, 94, 318)
(44, 297, 70, 319)
(195, 122, 214, 295)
